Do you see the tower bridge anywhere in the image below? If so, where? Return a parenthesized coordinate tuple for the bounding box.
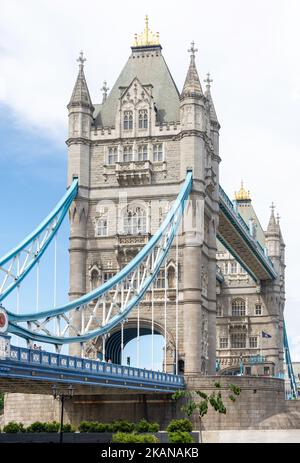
(0, 17, 298, 429)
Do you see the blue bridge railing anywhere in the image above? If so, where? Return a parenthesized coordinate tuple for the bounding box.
(1, 343, 184, 392)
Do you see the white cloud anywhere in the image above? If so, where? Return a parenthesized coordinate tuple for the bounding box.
(1, 0, 300, 358)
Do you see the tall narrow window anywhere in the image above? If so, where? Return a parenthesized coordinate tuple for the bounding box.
(231, 298, 246, 316)
(255, 304, 262, 315)
(230, 261, 237, 274)
(123, 146, 133, 162)
(108, 147, 118, 164)
(155, 270, 165, 289)
(91, 270, 100, 290)
(138, 145, 148, 161)
(123, 111, 133, 130)
(96, 214, 108, 236)
(123, 205, 147, 234)
(138, 109, 148, 129)
(167, 266, 175, 288)
(153, 143, 163, 162)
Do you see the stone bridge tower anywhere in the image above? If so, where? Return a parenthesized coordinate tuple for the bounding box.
(67, 19, 221, 376)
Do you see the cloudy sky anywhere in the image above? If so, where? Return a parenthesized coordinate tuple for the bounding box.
(1, 0, 300, 361)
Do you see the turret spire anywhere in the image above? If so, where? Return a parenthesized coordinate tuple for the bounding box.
(181, 41, 203, 99)
(266, 202, 279, 234)
(68, 51, 93, 109)
(204, 72, 219, 125)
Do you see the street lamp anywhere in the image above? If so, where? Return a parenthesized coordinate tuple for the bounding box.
(51, 384, 74, 444)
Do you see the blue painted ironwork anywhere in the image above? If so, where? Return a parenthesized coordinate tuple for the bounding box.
(218, 186, 277, 281)
(0, 178, 78, 302)
(6, 172, 193, 346)
(283, 320, 297, 399)
(0, 343, 184, 393)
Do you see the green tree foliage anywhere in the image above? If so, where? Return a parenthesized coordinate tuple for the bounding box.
(172, 382, 241, 442)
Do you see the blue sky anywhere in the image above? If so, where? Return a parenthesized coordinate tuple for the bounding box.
(1, 0, 300, 364)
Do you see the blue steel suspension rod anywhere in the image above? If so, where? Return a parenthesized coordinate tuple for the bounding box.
(0, 179, 78, 302)
(7, 173, 192, 344)
(8, 171, 192, 323)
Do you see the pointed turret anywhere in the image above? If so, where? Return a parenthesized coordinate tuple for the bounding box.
(265, 203, 281, 265)
(266, 203, 279, 235)
(67, 51, 94, 189)
(204, 73, 220, 127)
(68, 51, 94, 110)
(181, 42, 203, 99)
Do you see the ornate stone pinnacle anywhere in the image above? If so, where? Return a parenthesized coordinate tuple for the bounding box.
(188, 41, 198, 58)
(101, 81, 109, 102)
(270, 202, 275, 214)
(77, 51, 86, 69)
(204, 72, 213, 89)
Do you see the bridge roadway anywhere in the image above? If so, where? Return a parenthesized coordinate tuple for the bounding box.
(218, 186, 277, 281)
(0, 344, 184, 395)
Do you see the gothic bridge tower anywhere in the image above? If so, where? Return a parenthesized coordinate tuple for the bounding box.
(67, 18, 221, 376)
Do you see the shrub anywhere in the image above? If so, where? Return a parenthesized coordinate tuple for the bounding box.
(3, 421, 25, 433)
(166, 418, 192, 433)
(111, 420, 135, 433)
(78, 421, 112, 433)
(135, 419, 159, 433)
(26, 422, 47, 433)
(45, 422, 60, 433)
(168, 431, 194, 443)
(112, 432, 159, 443)
(62, 423, 76, 433)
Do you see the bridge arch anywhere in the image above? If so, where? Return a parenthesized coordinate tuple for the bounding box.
(94, 319, 175, 368)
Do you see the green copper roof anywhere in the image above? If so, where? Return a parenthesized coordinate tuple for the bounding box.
(94, 46, 180, 127)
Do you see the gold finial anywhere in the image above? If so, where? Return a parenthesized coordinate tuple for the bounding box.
(234, 180, 251, 201)
(133, 15, 160, 47)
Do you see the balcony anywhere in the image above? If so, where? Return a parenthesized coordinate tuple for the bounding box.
(114, 233, 151, 259)
(115, 161, 153, 185)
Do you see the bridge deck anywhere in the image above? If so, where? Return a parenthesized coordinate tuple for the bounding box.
(218, 186, 277, 281)
(0, 345, 184, 395)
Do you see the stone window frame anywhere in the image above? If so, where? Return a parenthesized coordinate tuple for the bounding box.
(95, 213, 109, 237)
(249, 336, 258, 348)
(138, 109, 148, 129)
(153, 143, 164, 162)
(230, 332, 247, 349)
(122, 203, 148, 235)
(107, 146, 118, 165)
(230, 261, 237, 274)
(123, 110, 133, 130)
(219, 337, 228, 349)
(255, 303, 262, 316)
(138, 144, 148, 161)
(123, 145, 133, 162)
(231, 298, 246, 317)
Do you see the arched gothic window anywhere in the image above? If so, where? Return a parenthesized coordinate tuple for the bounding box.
(138, 109, 148, 129)
(123, 145, 133, 162)
(167, 265, 176, 288)
(123, 205, 147, 235)
(91, 269, 100, 290)
(123, 111, 133, 130)
(231, 298, 246, 317)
